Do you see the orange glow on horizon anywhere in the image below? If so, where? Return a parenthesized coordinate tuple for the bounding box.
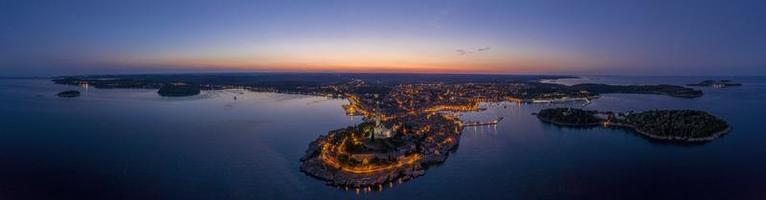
(118, 54, 577, 74)
(133, 62, 560, 74)
(100, 35, 599, 74)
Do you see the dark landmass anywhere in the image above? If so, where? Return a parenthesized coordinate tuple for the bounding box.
(56, 90, 80, 98)
(687, 80, 742, 88)
(537, 108, 730, 142)
(157, 84, 201, 97)
(536, 108, 601, 125)
(51, 73, 702, 100)
(623, 110, 730, 140)
(570, 83, 703, 98)
(53, 73, 575, 87)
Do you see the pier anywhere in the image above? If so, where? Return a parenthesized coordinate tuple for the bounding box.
(462, 117, 503, 127)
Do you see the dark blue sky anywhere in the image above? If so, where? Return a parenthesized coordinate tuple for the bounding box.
(1, 0, 765, 76)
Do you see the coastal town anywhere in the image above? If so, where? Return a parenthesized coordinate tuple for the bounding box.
(51, 73, 703, 100)
(51, 73, 720, 189)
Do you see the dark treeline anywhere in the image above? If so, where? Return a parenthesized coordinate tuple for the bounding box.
(537, 108, 729, 141)
(537, 108, 601, 125)
(157, 84, 201, 97)
(624, 110, 729, 138)
(570, 83, 703, 98)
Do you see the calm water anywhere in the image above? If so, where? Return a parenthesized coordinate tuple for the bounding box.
(1, 76, 765, 199)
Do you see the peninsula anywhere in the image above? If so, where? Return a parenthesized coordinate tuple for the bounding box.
(537, 108, 730, 142)
(300, 114, 462, 189)
(50, 73, 708, 189)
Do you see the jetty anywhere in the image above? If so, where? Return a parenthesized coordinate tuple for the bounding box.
(462, 117, 503, 127)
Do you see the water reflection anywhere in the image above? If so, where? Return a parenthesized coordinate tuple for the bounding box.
(1, 77, 765, 199)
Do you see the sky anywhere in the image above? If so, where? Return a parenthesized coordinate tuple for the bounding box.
(1, 0, 765, 76)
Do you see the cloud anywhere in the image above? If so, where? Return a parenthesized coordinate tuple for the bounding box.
(456, 47, 490, 56)
(456, 49, 473, 56)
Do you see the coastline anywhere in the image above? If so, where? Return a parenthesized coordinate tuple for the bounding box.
(299, 115, 464, 189)
(609, 122, 731, 142)
(537, 115, 731, 142)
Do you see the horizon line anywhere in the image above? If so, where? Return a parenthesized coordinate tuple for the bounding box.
(25, 70, 766, 79)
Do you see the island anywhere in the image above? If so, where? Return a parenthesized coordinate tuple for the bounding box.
(49, 73, 707, 189)
(56, 90, 80, 98)
(687, 80, 742, 88)
(157, 83, 201, 97)
(537, 108, 730, 142)
(570, 83, 702, 98)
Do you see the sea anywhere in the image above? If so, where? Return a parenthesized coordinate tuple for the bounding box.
(0, 76, 764, 199)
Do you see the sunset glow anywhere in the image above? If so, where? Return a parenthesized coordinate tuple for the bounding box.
(2, 0, 765, 76)
(2, 1, 766, 198)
